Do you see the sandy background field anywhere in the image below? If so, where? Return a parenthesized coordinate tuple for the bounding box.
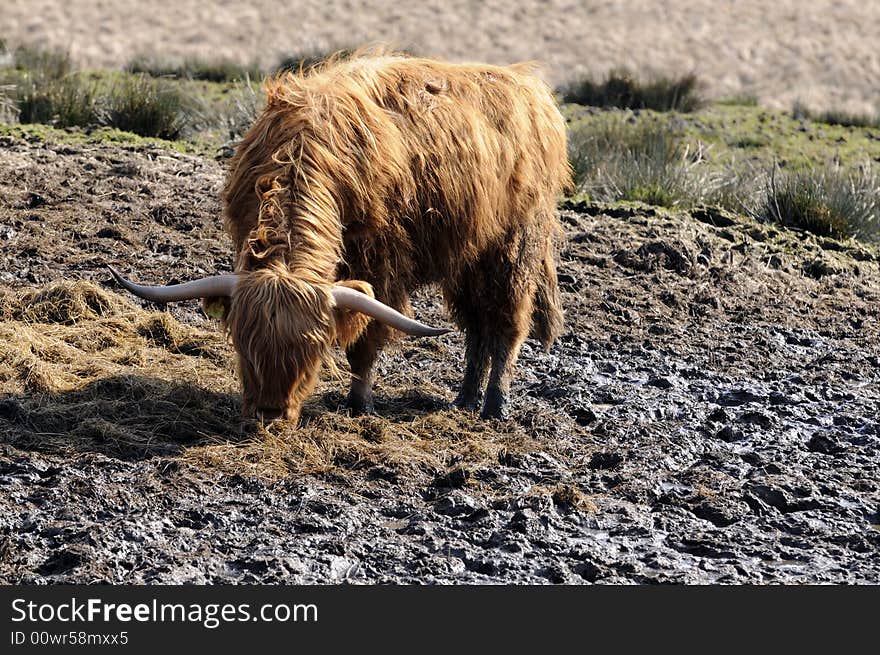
(1, 0, 878, 113)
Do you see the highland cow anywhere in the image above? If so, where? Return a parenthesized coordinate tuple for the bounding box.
(110, 52, 570, 422)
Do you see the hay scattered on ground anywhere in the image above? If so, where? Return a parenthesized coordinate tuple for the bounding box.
(185, 409, 539, 482)
(0, 281, 238, 458)
(0, 281, 546, 483)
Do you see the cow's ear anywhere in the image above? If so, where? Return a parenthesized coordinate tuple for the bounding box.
(333, 279, 374, 349)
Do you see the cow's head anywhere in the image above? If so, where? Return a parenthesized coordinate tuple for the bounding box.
(108, 265, 449, 422)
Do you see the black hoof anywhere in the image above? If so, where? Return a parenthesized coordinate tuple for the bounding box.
(480, 388, 509, 420)
(451, 390, 481, 412)
(343, 393, 375, 416)
(479, 406, 509, 420)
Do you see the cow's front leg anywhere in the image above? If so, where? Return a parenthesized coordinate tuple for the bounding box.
(344, 322, 387, 415)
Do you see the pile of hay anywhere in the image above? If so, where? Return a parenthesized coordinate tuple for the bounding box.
(0, 281, 238, 459)
(0, 281, 540, 483)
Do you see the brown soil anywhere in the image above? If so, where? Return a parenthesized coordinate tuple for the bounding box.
(0, 132, 878, 583)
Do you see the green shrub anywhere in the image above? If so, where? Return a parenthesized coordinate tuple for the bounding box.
(219, 80, 263, 141)
(127, 55, 262, 82)
(568, 115, 711, 207)
(560, 69, 704, 112)
(15, 73, 101, 127)
(717, 93, 759, 107)
(793, 101, 880, 129)
(275, 48, 355, 74)
(104, 75, 186, 139)
(12, 45, 72, 80)
(759, 166, 879, 241)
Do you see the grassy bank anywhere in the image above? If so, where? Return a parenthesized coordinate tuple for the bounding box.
(3, 42, 879, 243)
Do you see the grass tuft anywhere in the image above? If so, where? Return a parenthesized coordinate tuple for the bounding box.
(275, 47, 355, 74)
(5, 281, 127, 325)
(0, 83, 15, 123)
(758, 166, 879, 241)
(717, 93, 759, 107)
(560, 69, 704, 112)
(11, 44, 72, 80)
(219, 79, 263, 141)
(568, 114, 712, 207)
(14, 74, 101, 128)
(793, 101, 880, 129)
(127, 55, 263, 83)
(104, 74, 187, 139)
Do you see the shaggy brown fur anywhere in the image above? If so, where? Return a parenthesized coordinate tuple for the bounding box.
(222, 51, 570, 421)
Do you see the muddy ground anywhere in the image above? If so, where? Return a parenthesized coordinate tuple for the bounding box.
(0, 132, 878, 584)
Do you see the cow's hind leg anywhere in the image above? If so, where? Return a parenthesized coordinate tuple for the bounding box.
(479, 232, 538, 420)
(445, 276, 490, 410)
(447, 233, 537, 419)
(452, 330, 489, 410)
(481, 300, 532, 420)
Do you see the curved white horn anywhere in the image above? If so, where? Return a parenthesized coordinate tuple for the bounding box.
(331, 285, 451, 337)
(107, 265, 238, 302)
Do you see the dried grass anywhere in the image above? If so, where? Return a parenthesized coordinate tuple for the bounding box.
(0, 281, 543, 483)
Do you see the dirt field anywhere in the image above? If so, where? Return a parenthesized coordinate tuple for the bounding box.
(0, 132, 877, 583)
(2, 1, 879, 112)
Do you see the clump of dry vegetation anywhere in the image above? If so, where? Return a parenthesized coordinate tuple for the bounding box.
(127, 54, 262, 83)
(104, 74, 188, 140)
(0, 282, 237, 455)
(567, 114, 713, 207)
(793, 100, 880, 129)
(756, 165, 879, 241)
(550, 483, 598, 513)
(560, 69, 704, 112)
(7, 282, 123, 325)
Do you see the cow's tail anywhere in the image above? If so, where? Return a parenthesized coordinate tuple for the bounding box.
(530, 242, 564, 351)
